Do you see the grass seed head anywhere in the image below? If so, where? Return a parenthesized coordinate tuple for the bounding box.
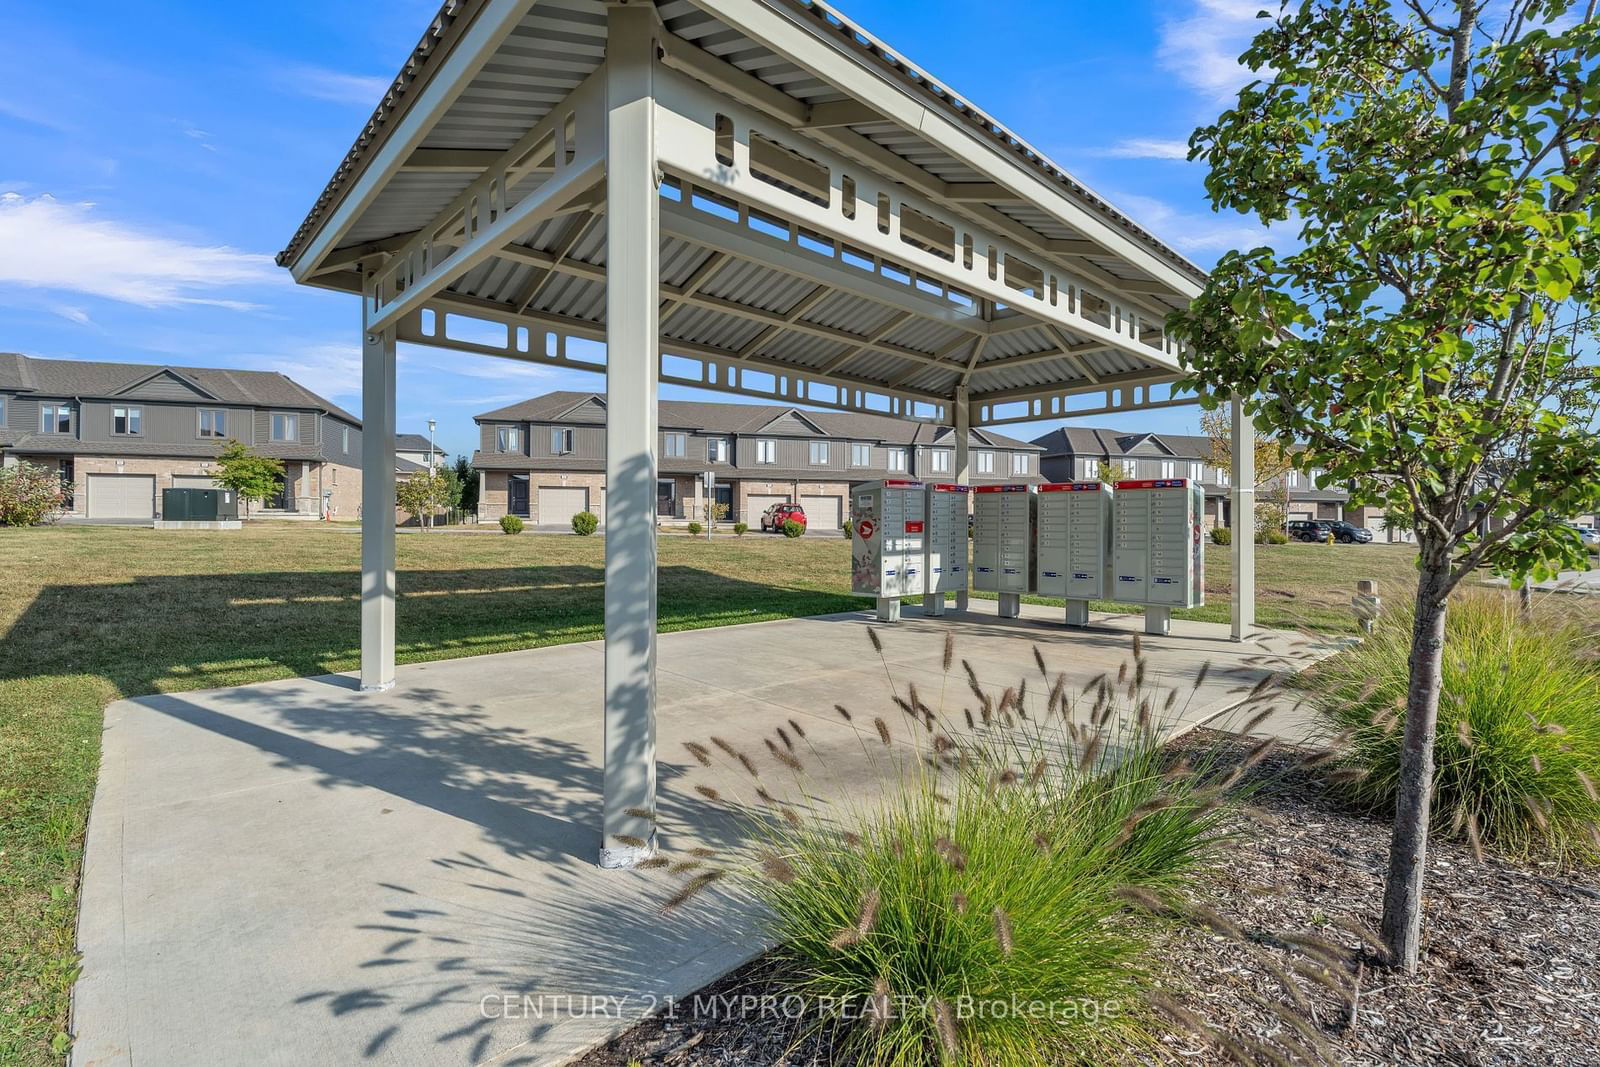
(874, 717, 892, 746)
(934, 998, 960, 1057)
(660, 869, 724, 913)
(623, 807, 656, 821)
(760, 852, 796, 883)
(867, 627, 884, 654)
(943, 633, 956, 672)
(694, 784, 721, 802)
(1033, 644, 1048, 679)
(834, 704, 853, 722)
(683, 741, 712, 767)
(992, 907, 1014, 955)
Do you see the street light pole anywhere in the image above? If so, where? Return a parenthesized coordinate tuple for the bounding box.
(427, 418, 438, 470)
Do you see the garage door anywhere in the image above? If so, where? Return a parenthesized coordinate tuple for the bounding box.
(800, 495, 842, 531)
(86, 474, 156, 520)
(746, 494, 789, 524)
(537, 486, 590, 528)
(172, 475, 220, 489)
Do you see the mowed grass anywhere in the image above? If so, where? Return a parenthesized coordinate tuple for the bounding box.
(0, 523, 1418, 1063)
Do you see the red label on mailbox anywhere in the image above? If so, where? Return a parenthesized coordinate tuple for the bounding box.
(856, 519, 875, 541)
(904, 520, 925, 533)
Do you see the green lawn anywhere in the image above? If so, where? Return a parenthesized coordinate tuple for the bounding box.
(0, 524, 1422, 1063)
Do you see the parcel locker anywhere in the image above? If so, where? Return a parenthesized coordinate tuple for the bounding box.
(1111, 478, 1205, 635)
(1036, 481, 1113, 625)
(972, 484, 1035, 617)
(923, 483, 971, 616)
(851, 479, 927, 621)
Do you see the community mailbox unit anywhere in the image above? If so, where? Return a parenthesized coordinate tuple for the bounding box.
(851, 479, 926, 621)
(922, 482, 971, 616)
(973, 484, 1035, 617)
(1112, 479, 1206, 635)
(1036, 482, 1113, 626)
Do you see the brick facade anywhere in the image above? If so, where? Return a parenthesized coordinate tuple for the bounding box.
(43, 454, 363, 520)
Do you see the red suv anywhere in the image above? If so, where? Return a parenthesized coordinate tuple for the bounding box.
(759, 502, 807, 533)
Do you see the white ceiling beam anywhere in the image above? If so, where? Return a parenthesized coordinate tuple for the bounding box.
(803, 100, 881, 128)
(286, 0, 536, 280)
(942, 182, 1023, 203)
(400, 148, 529, 172)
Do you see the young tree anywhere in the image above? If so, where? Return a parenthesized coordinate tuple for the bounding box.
(453, 455, 479, 516)
(397, 469, 449, 530)
(1169, 0, 1600, 971)
(212, 439, 284, 519)
(1199, 409, 1294, 538)
(1096, 460, 1134, 486)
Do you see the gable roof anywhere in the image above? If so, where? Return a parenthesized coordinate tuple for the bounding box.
(1031, 425, 1214, 461)
(475, 391, 1043, 451)
(0, 353, 361, 425)
(395, 433, 440, 451)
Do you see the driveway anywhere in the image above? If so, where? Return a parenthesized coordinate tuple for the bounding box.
(71, 605, 1335, 1067)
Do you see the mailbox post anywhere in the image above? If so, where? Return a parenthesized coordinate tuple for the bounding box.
(923, 483, 970, 617)
(850, 479, 927, 622)
(1112, 479, 1205, 636)
(973, 484, 1035, 618)
(1037, 482, 1113, 627)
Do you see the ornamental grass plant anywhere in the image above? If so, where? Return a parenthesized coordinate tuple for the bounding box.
(1310, 590, 1600, 866)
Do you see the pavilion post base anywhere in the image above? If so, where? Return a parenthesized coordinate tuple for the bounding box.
(955, 590, 970, 612)
(998, 593, 1021, 618)
(875, 597, 901, 622)
(1144, 606, 1172, 636)
(1065, 600, 1090, 627)
(923, 592, 946, 616)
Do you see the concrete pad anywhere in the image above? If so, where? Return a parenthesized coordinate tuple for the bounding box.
(72, 606, 1338, 1067)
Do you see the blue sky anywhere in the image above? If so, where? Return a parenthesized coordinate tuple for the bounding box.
(0, 0, 1274, 459)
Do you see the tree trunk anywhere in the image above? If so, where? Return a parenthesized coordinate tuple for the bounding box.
(1379, 543, 1452, 972)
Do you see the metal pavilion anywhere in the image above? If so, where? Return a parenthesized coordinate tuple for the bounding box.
(278, 0, 1258, 868)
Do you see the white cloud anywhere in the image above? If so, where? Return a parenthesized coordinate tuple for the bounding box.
(1107, 191, 1275, 255)
(280, 66, 391, 107)
(0, 192, 278, 308)
(1157, 0, 1272, 101)
(233, 342, 365, 408)
(1097, 138, 1193, 161)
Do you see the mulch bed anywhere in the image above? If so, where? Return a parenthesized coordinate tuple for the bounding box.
(576, 733, 1600, 1066)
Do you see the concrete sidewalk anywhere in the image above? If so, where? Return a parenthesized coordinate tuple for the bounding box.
(71, 605, 1336, 1067)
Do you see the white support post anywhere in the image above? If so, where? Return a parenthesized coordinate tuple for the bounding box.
(600, 0, 660, 870)
(476, 469, 486, 523)
(953, 386, 971, 613)
(1230, 394, 1256, 642)
(360, 305, 397, 691)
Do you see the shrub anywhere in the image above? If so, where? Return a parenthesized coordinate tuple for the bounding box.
(571, 510, 599, 536)
(841, 518, 853, 537)
(661, 635, 1257, 1065)
(1310, 592, 1600, 865)
(782, 519, 804, 538)
(733, 522, 748, 536)
(499, 514, 524, 535)
(1209, 527, 1232, 546)
(687, 521, 703, 535)
(0, 461, 71, 526)
(1256, 530, 1289, 545)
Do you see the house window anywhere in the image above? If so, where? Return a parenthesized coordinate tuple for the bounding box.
(1189, 461, 1202, 481)
(0, 396, 6, 425)
(1216, 466, 1231, 487)
(271, 413, 299, 442)
(198, 409, 225, 438)
(1012, 453, 1029, 475)
(886, 448, 906, 471)
(850, 443, 871, 467)
(707, 437, 729, 463)
(548, 427, 571, 454)
(664, 432, 687, 458)
(342, 427, 350, 453)
(809, 440, 829, 465)
(975, 451, 994, 474)
(112, 406, 142, 435)
(756, 439, 777, 464)
(1287, 471, 1300, 488)
(1079, 457, 1099, 479)
(499, 426, 523, 452)
(931, 449, 951, 473)
(41, 403, 72, 433)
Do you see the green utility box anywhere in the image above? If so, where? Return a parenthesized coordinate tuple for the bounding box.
(161, 488, 240, 522)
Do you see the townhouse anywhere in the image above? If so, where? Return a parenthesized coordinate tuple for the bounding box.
(0, 353, 364, 521)
(471, 391, 1045, 528)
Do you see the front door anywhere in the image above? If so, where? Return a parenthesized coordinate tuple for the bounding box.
(657, 479, 676, 518)
(714, 485, 732, 521)
(508, 475, 530, 517)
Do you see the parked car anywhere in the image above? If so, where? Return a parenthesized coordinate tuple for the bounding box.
(1323, 519, 1374, 544)
(760, 502, 807, 533)
(1287, 519, 1334, 543)
(1564, 522, 1599, 550)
